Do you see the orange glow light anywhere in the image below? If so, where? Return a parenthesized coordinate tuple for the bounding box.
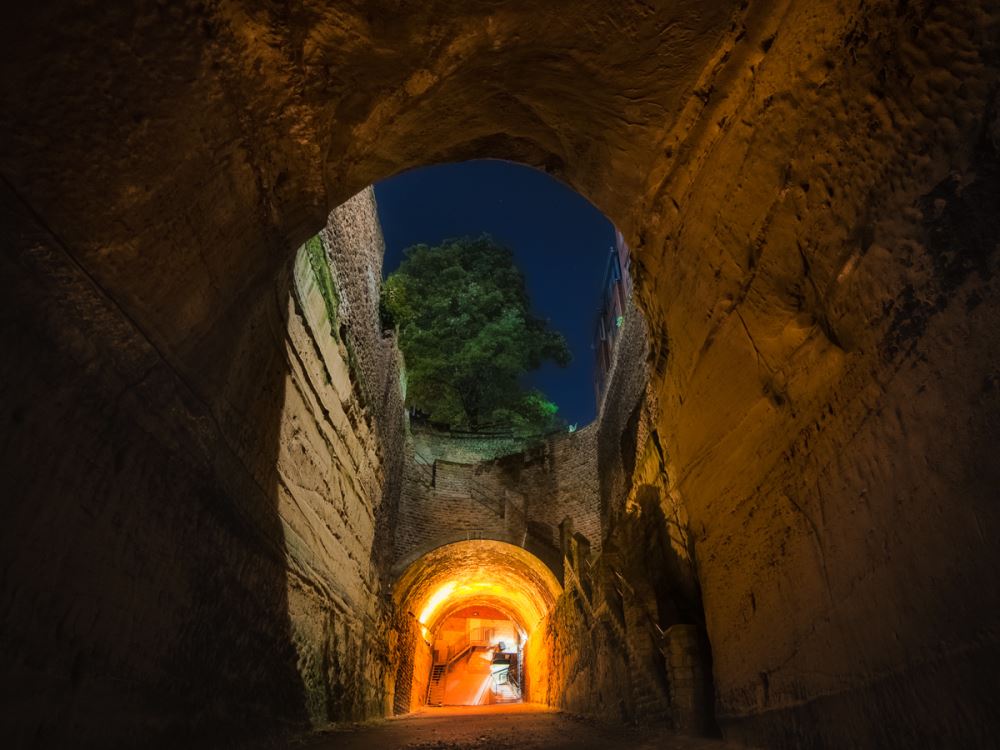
(395, 540, 562, 636)
(418, 580, 457, 625)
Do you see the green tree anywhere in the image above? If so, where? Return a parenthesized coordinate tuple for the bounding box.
(383, 235, 571, 433)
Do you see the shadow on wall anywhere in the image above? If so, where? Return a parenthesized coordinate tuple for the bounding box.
(1, 187, 405, 746)
(628, 486, 706, 628)
(1, 182, 308, 746)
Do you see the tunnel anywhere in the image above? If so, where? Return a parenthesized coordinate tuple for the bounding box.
(2, 2, 1000, 749)
(392, 540, 562, 710)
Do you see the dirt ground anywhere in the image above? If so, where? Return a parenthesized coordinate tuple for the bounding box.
(293, 704, 751, 749)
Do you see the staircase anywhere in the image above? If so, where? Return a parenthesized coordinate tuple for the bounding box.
(487, 666, 522, 704)
(447, 640, 475, 667)
(426, 664, 447, 706)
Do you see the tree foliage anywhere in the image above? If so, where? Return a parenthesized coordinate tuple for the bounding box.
(383, 235, 571, 433)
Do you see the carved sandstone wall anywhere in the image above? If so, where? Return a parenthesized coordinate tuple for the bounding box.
(528, 296, 701, 729)
(3, 2, 999, 748)
(284, 189, 406, 725)
(0, 185, 404, 746)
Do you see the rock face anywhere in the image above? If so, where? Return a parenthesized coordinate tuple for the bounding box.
(282, 189, 406, 726)
(2, 2, 1000, 749)
(1, 183, 405, 745)
(526, 298, 714, 730)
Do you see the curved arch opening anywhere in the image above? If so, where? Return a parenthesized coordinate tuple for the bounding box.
(393, 540, 562, 709)
(374, 158, 637, 433)
(289, 164, 659, 715)
(8, 4, 991, 747)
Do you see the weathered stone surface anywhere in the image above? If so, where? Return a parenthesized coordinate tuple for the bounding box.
(2, 1, 999, 748)
(394, 423, 601, 579)
(279, 190, 406, 727)
(513, 292, 689, 726)
(0, 183, 404, 745)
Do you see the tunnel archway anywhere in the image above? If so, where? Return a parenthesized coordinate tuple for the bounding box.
(390, 531, 564, 585)
(392, 540, 562, 710)
(3, 3, 1000, 749)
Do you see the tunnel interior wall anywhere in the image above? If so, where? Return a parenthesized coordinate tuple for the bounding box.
(0, 185, 406, 745)
(530, 4, 1000, 747)
(2, 183, 310, 748)
(3, 1, 1000, 748)
(639, 4, 1000, 747)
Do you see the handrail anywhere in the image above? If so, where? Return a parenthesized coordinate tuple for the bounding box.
(442, 633, 474, 666)
(609, 565, 667, 639)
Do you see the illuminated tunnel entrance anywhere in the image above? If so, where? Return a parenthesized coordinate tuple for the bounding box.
(393, 540, 562, 711)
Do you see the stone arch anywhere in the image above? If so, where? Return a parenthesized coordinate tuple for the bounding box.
(391, 532, 563, 584)
(391, 539, 563, 709)
(4, 2, 1000, 748)
(393, 539, 562, 635)
(1, 1, 767, 366)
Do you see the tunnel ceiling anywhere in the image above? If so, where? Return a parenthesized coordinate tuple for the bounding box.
(3, 1, 1000, 747)
(0, 0, 746, 363)
(394, 540, 562, 635)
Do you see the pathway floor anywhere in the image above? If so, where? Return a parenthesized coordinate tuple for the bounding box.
(295, 704, 751, 750)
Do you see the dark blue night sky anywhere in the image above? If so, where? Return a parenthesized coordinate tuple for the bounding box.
(374, 160, 615, 428)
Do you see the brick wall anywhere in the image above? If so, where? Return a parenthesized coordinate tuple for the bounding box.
(394, 424, 605, 579)
(393, 294, 651, 580)
(312, 188, 408, 582)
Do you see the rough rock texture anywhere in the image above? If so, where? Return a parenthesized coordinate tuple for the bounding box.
(0, 184, 404, 745)
(528, 299, 707, 730)
(3, 1, 1000, 748)
(316, 189, 407, 583)
(532, 553, 673, 727)
(641, 6, 1000, 747)
(394, 424, 601, 579)
(283, 190, 406, 726)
